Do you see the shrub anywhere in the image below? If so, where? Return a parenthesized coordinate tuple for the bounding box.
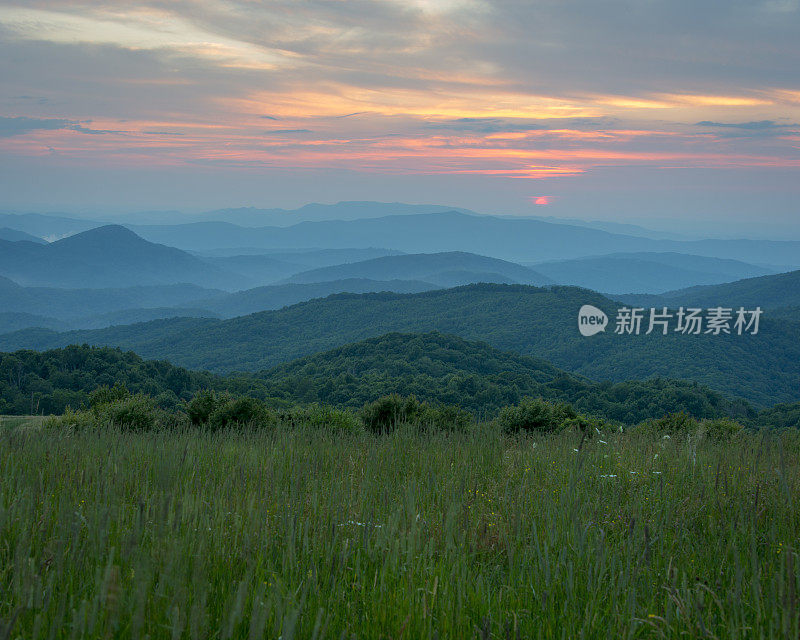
(360, 395, 423, 433)
(638, 412, 699, 436)
(360, 395, 472, 433)
(563, 414, 614, 436)
(698, 417, 745, 441)
(278, 403, 363, 433)
(496, 398, 577, 433)
(89, 383, 130, 410)
(186, 390, 218, 426)
(96, 394, 159, 431)
(208, 396, 273, 430)
(44, 407, 96, 431)
(419, 404, 473, 432)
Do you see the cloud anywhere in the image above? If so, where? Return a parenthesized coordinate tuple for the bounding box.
(0, 0, 798, 216)
(0, 116, 73, 137)
(697, 120, 795, 129)
(695, 119, 800, 138)
(0, 115, 121, 137)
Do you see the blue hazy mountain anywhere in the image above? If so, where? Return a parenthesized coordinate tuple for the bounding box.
(193, 202, 473, 227)
(282, 252, 553, 286)
(0, 312, 68, 334)
(6, 207, 800, 269)
(0, 227, 47, 243)
(532, 252, 775, 294)
(0, 213, 98, 239)
(618, 269, 800, 310)
(188, 279, 440, 318)
(197, 247, 406, 265)
(128, 211, 800, 266)
(0, 275, 220, 320)
(0, 225, 249, 289)
(200, 254, 306, 284)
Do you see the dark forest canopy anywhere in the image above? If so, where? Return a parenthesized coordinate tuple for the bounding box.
(1, 334, 780, 426)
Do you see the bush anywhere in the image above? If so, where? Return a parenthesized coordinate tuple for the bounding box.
(563, 414, 614, 436)
(360, 395, 472, 433)
(698, 417, 745, 441)
(96, 394, 159, 431)
(360, 395, 423, 433)
(208, 396, 273, 430)
(638, 412, 699, 436)
(186, 390, 218, 425)
(44, 407, 96, 431)
(278, 403, 363, 433)
(89, 383, 130, 410)
(419, 404, 473, 432)
(496, 398, 577, 433)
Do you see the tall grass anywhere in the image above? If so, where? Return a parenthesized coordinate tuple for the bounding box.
(1, 425, 798, 638)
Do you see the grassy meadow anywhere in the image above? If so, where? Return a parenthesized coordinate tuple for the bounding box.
(1, 424, 799, 639)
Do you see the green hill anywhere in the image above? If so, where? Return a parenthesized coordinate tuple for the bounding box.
(0, 345, 221, 415)
(1, 284, 797, 407)
(256, 332, 754, 423)
(0, 336, 755, 425)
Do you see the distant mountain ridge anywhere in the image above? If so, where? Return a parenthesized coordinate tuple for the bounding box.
(128, 211, 800, 266)
(532, 252, 774, 294)
(5, 206, 800, 268)
(618, 269, 800, 310)
(283, 252, 553, 286)
(188, 278, 440, 318)
(0, 225, 248, 289)
(0, 227, 46, 243)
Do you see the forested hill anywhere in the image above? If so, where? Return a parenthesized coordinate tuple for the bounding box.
(0, 336, 756, 425)
(0, 285, 610, 372)
(255, 332, 754, 423)
(0, 284, 797, 407)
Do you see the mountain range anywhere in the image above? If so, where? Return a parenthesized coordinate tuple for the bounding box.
(620, 269, 800, 310)
(282, 252, 553, 287)
(123, 211, 800, 266)
(532, 252, 775, 294)
(0, 225, 245, 289)
(2, 283, 797, 407)
(0, 227, 47, 243)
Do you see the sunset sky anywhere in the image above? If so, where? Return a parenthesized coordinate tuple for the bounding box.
(0, 0, 798, 233)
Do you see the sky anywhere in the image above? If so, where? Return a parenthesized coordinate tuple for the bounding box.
(0, 0, 799, 235)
